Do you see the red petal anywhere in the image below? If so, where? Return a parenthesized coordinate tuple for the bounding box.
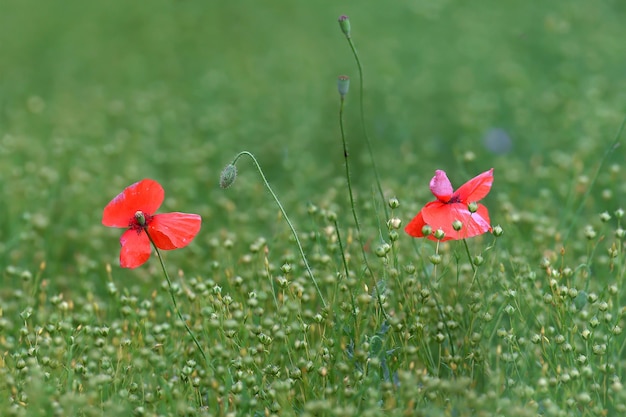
(454, 168, 494, 203)
(119, 229, 152, 268)
(429, 170, 454, 202)
(103, 179, 165, 227)
(421, 202, 491, 241)
(148, 212, 202, 250)
(405, 210, 428, 237)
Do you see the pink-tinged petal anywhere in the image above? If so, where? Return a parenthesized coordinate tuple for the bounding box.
(468, 204, 492, 234)
(454, 168, 494, 203)
(430, 170, 454, 202)
(119, 229, 152, 268)
(148, 212, 202, 250)
(103, 179, 165, 227)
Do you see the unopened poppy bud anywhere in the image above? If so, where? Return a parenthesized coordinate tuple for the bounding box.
(584, 226, 596, 240)
(421, 225, 432, 236)
(452, 220, 463, 231)
(429, 254, 442, 265)
(616, 208, 624, 219)
(388, 197, 400, 209)
(219, 164, 238, 189)
(473, 255, 484, 266)
(433, 229, 445, 240)
(468, 202, 478, 213)
(337, 75, 350, 98)
(338, 15, 351, 38)
(375, 243, 390, 257)
(492, 225, 503, 237)
(135, 211, 146, 226)
(387, 217, 402, 229)
(600, 211, 611, 222)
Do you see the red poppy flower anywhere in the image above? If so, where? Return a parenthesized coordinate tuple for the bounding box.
(405, 168, 493, 241)
(102, 179, 202, 268)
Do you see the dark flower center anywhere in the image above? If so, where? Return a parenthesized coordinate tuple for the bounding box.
(129, 210, 153, 231)
(447, 194, 461, 204)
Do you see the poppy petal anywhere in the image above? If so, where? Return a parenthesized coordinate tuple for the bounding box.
(119, 229, 152, 268)
(429, 170, 454, 202)
(421, 202, 490, 241)
(103, 179, 165, 227)
(405, 210, 428, 237)
(454, 168, 494, 203)
(148, 212, 202, 250)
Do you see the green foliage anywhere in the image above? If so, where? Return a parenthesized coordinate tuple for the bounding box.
(1, 0, 626, 415)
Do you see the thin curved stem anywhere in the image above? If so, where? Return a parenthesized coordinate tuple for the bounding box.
(344, 36, 388, 220)
(231, 151, 327, 308)
(563, 116, 626, 242)
(340, 97, 389, 320)
(145, 230, 208, 365)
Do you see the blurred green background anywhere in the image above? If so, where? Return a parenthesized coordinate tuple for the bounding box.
(1, 0, 625, 290)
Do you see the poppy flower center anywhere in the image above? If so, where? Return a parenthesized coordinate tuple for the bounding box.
(447, 194, 461, 204)
(130, 210, 153, 231)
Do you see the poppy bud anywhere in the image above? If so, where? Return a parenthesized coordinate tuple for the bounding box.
(338, 15, 351, 38)
(388, 197, 400, 209)
(468, 202, 478, 213)
(433, 229, 445, 240)
(452, 220, 463, 231)
(135, 211, 146, 226)
(387, 217, 402, 229)
(337, 75, 350, 98)
(375, 244, 390, 258)
(421, 225, 432, 236)
(492, 225, 503, 237)
(616, 208, 624, 219)
(219, 164, 238, 189)
(429, 254, 442, 265)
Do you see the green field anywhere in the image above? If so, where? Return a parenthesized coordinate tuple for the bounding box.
(2, 0, 626, 415)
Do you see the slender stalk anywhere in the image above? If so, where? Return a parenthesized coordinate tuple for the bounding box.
(230, 151, 327, 308)
(339, 94, 361, 236)
(332, 218, 356, 315)
(564, 116, 626, 242)
(431, 241, 456, 362)
(340, 95, 389, 320)
(343, 35, 388, 220)
(145, 230, 208, 364)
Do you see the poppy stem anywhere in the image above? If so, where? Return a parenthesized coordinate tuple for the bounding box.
(340, 94, 390, 321)
(462, 238, 484, 292)
(432, 241, 456, 360)
(462, 238, 477, 273)
(341, 28, 388, 221)
(144, 230, 209, 365)
(332, 217, 357, 317)
(563, 115, 626, 243)
(229, 151, 327, 309)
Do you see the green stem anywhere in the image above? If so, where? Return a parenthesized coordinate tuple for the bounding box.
(462, 238, 482, 292)
(431, 241, 456, 361)
(339, 96, 360, 236)
(344, 36, 388, 220)
(564, 116, 626, 243)
(231, 151, 327, 308)
(333, 218, 356, 315)
(145, 230, 208, 365)
(340, 97, 389, 320)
